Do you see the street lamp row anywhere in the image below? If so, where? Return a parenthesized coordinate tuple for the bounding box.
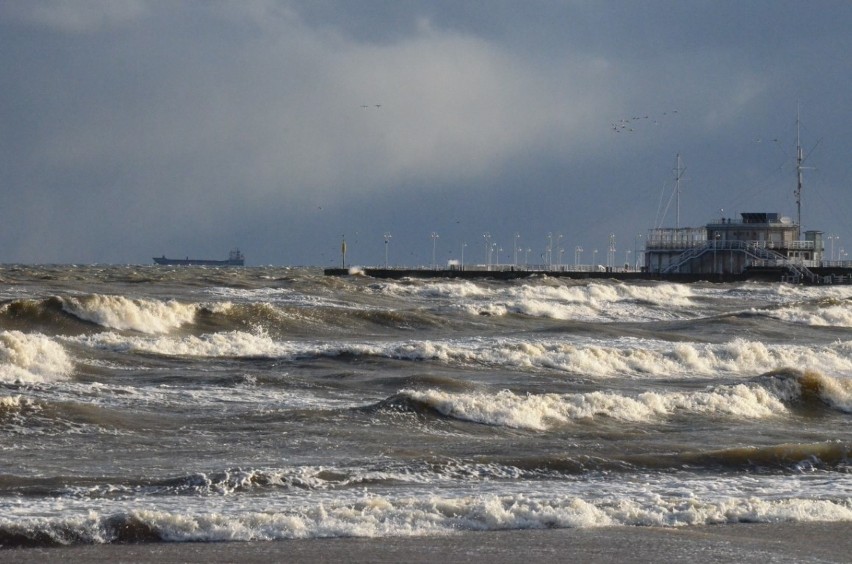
(372, 230, 647, 271)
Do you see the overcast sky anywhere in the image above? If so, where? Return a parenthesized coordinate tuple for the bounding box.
(2, 0, 851, 266)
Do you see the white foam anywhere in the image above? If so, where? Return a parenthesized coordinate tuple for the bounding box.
(377, 336, 852, 380)
(368, 280, 492, 300)
(72, 330, 291, 358)
(371, 280, 697, 322)
(4, 491, 849, 544)
(60, 294, 200, 334)
(0, 331, 73, 384)
(500, 282, 696, 321)
(0, 394, 31, 412)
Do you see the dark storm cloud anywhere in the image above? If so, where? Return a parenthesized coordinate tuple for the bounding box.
(1, 1, 851, 265)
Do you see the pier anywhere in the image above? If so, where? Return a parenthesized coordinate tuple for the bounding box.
(323, 265, 852, 284)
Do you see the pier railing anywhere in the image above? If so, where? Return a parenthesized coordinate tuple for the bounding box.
(647, 239, 815, 251)
(364, 263, 640, 274)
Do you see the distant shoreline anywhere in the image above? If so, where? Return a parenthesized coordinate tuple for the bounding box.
(7, 522, 851, 564)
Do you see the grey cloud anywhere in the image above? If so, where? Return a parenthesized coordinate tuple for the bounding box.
(1, 1, 851, 265)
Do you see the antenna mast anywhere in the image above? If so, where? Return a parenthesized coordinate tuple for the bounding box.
(674, 153, 685, 228)
(795, 106, 804, 239)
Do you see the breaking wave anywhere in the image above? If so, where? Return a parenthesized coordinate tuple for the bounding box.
(1, 493, 849, 546)
(69, 331, 852, 382)
(393, 386, 783, 430)
(393, 371, 851, 430)
(59, 295, 204, 334)
(767, 297, 852, 327)
(0, 331, 72, 384)
(369, 280, 697, 321)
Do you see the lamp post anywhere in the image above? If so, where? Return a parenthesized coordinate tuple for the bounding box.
(525, 247, 531, 268)
(625, 250, 631, 271)
(461, 242, 467, 270)
(383, 232, 391, 268)
(547, 232, 553, 269)
(556, 234, 563, 269)
(513, 233, 521, 266)
(634, 233, 643, 271)
(593, 249, 598, 267)
(574, 246, 583, 267)
(558, 248, 565, 269)
(431, 232, 439, 270)
(493, 243, 500, 267)
(483, 232, 491, 271)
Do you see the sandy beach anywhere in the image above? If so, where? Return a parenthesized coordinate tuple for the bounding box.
(3, 522, 849, 564)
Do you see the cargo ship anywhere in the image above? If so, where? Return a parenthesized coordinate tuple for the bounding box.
(153, 248, 244, 266)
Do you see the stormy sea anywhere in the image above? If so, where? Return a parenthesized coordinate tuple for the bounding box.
(0, 265, 850, 559)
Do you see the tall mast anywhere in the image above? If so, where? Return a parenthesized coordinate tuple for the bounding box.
(674, 153, 684, 228)
(795, 105, 804, 239)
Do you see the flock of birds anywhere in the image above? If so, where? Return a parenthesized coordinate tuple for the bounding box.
(611, 109, 678, 133)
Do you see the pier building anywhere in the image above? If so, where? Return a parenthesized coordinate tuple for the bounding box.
(644, 212, 824, 283)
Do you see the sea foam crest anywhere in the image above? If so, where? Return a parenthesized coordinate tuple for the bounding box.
(399, 385, 790, 430)
(495, 282, 695, 321)
(73, 329, 292, 358)
(368, 280, 492, 299)
(69, 332, 852, 380)
(769, 302, 852, 327)
(0, 331, 72, 383)
(372, 280, 695, 321)
(369, 337, 852, 380)
(60, 294, 199, 333)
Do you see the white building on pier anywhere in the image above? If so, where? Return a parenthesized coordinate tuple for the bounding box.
(644, 212, 823, 280)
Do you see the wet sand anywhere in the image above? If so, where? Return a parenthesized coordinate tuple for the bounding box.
(3, 522, 850, 563)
